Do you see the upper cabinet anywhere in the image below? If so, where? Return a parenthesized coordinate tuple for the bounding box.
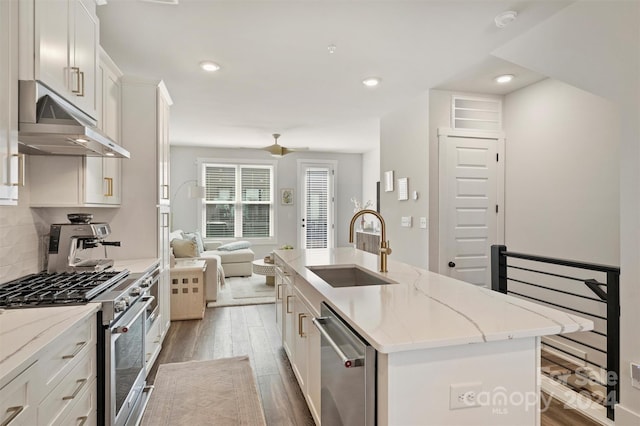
(0, 0, 21, 205)
(29, 46, 124, 207)
(19, 0, 98, 118)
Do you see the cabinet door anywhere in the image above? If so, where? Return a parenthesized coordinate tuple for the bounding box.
(0, 0, 19, 205)
(157, 91, 170, 204)
(306, 309, 321, 423)
(293, 289, 309, 391)
(275, 266, 284, 338)
(158, 208, 171, 335)
(70, 0, 97, 117)
(283, 278, 296, 359)
(35, 0, 69, 98)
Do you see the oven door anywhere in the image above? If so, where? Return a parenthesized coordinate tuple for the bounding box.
(106, 296, 154, 426)
(142, 269, 159, 330)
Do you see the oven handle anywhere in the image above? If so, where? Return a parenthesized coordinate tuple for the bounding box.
(111, 296, 155, 334)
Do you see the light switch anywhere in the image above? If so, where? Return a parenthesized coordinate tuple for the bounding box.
(419, 217, 428, 229)
(401, 216, 412, 227)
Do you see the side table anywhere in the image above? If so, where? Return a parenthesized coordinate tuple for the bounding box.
(170, 259, 207, 320)
(252, 259, 276, 286)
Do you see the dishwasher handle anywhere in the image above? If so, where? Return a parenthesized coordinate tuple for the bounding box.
(312, 316, 364, 368)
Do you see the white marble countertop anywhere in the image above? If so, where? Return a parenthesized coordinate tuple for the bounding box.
(274, 247, 594, 354)
(113, 258, 160, 274)
(0, 303, 100, 389)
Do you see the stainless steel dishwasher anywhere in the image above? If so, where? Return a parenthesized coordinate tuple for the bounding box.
(312, 302, 376, 426)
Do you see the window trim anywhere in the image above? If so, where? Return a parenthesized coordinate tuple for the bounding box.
(197, 158, 277, 244)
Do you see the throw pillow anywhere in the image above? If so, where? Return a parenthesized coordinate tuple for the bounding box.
(217, 240, 252, 251)
(171, 239, 197, 258)
(184, 231, 205, 255)
(169, 229, 184, 242)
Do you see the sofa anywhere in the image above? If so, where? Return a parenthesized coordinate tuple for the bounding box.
(169, 230, 255, 302)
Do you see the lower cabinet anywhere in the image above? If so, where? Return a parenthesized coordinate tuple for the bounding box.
(275, 254, 321, 425)
(0, 312, 98, 425)
(145, 314, 163, 374)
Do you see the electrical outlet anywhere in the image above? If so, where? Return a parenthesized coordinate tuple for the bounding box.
(401, 216, 412, 227)
(419, 217, 427, 229)
(632, 363, 640, 389)
(450, 382, 482, 410)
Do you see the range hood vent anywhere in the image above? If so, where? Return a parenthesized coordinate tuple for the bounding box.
(18, 81, 130, 158)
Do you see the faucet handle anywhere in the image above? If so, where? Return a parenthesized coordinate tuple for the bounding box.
(380, 242, 392, 256)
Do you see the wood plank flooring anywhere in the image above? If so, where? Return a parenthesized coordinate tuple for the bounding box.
(147, 304, 601, 426)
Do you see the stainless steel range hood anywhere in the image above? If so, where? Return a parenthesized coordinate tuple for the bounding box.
(18, 80, 130, 158)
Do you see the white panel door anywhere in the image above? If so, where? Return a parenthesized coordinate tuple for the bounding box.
(439, 130, 504, 287)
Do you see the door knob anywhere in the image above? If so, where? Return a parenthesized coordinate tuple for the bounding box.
(448, 261, 456, 268)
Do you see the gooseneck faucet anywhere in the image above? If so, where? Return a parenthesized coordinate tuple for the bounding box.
(348, 209, 392, 272)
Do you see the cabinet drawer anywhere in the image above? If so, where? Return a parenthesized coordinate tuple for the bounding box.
(0, 362, 37, 426)
(54, 377, 97, 426)
(39, 316, 95, 395)
(38, 349, 96, 425)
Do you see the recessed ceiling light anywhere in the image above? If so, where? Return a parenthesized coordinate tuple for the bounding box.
(200, 61, 220, 72)
(495, 11, 518, 28)
(362, 77, 381, 87)
(495, 74, 515, 84)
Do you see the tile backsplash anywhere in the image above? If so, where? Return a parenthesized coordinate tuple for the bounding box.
(0, 188, 47, 281)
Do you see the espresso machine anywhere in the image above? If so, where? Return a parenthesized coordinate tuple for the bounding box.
(47, 223, 121, 273)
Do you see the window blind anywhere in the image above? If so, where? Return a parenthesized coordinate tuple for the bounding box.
(241, 167, 271, 238)
(305, 169, 329, 249)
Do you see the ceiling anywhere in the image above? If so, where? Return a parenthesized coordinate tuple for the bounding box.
(97, 0, 569, 154)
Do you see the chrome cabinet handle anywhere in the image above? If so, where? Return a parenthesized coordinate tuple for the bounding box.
(1, 406, 24, 426)
(63, 378, 87, 400)
(298, 313, 308, 338)
(286, 295, 293, 313)
(62, 341, 87, 359)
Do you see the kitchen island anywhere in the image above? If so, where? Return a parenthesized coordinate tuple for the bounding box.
(275, 247, 593, 426)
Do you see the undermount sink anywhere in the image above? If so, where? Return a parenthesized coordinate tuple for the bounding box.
(307, 265, 396, 288)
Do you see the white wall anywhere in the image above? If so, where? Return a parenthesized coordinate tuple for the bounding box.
(171, 146, 362, 258)
(380, 93, 429, 269)
(503, 78, 619, 264)
(493, 0, 640, 421)
(362, 147, 380, 211)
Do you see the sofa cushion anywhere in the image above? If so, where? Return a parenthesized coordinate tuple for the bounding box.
(171, 239, 197, 258)
(216, 248, 254, 263)
(217, 240, 252, 251)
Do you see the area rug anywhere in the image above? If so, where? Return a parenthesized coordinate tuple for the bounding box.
(207, 274, 275, 308)
(141, 356, 266, 426)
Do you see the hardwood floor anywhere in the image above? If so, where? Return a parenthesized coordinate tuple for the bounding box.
(148, 304, 600, 426)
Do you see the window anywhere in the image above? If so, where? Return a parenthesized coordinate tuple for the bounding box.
(202, 163, 274, 239)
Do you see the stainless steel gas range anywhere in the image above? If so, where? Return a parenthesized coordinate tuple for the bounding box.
(0, 265, 159, 426)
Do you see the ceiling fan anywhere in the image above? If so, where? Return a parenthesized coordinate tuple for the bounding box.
(262, 133, 307, 157)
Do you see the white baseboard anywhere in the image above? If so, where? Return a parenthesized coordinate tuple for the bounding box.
(615, 404, 640, 425)
(540, 376, 612, 426)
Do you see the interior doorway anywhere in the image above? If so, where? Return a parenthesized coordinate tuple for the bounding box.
(298, 161, 336, 249)
(438, 128, 505, 286)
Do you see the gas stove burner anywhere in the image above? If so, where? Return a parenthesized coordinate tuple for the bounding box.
(0, 270, 129, 308)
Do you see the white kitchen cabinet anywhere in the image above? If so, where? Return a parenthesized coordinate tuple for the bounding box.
(0, 0, 20, 205)
(20, 0, 98, 118)
(109, 77, 173, 369)
(275, 263, 285, 337)
(28, 46, 123, 207)
(0, 311, 98, 426)
(293, 286, 321, 424)
(83, 48, 124, 206)
(283, 273, 296, 360)
(0, 362, 38, 426)
(28, 155, 120, 207)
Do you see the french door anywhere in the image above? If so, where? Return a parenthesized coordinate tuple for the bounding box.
(298, 161, 336, 249)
